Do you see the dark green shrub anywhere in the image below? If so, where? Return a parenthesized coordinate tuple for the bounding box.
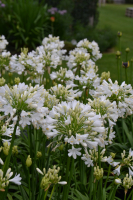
(45, 0, 99, 39)
(125, 0, 133, 3)
(91, 27, 117, 52)
(106, 0, 114, 3)
(47, 7, 73, 40)
(71, 0, 99, 27)
(67, 24, 116, 53)
(0, 0, 49, 51)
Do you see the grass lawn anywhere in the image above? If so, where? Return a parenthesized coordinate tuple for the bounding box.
(96, 4, 133, 83)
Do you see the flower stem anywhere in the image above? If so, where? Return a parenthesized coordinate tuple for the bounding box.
(44, 189, 48, 200)
(3, 120, 19, 174)
(117, 58, 120, 84)
(104, 165, 111, 189)
(49, 185, 55, 200)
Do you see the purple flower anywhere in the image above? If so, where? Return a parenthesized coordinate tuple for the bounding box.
(58, 10, 67, 15)
(48, 7, 58, 15)
(1, 3, 5, 7)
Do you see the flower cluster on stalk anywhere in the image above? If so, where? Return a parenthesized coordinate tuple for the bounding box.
(43, 100, 105, 159)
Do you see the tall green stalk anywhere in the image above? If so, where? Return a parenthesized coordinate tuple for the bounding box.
(49, 185, 55, 200)
(3, 120, 19, 174)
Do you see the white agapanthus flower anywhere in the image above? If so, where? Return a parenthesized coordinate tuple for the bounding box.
(0, 168, 21, 191)
(0, 35, 8, 52)
(76, 38, 102, 61)
(43, 100, 105, 158)
(66, 48, 90, 71)
(90, 78, 133, 118)
(50, 67, 75, 85)
(68, 146, 81, 159)
(49, 84, 82, 102)
(0, 83, 49, 129)
(88, 95, 118, 127)
(113, 165, 121, 176)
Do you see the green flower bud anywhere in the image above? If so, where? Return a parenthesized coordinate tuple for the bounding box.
(14, 77, 20, 85)
(8, 73, 12, 77)
(3, 142, 10, 156)
(117, 31, 122, 37)
(58, 144, 64, 151)
(125, 48, 130, 52)
(36, 151, 42, 158)
(21, 47, 28, 55)
(116, 51, 121, 59)
(40, 177, 51, 191)
(101, 71, 110, 82)
(110, 152, 116, 158)
(94, 166, 103, 180)
(0, 77, 5, 86)
(12, 146, 18, 156)
(26, 155, 32, 167)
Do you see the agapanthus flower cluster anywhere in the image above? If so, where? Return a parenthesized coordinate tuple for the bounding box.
(90, 79, 133, 117)
(43, 100, 105, 158)
(76, 38, 102, 61)
(111, 149, 133, 192)
(42, 90, 59, 110)
(49, 84, 82, 102)
(50, 67, 75, 86)
(36, 165, 67, 191)
(88, 96, 118, 127)
(0, 124, 20, 145)
(42, 34, 66, 51)
(66, 48, 90, 72)
(74, 67, 100, 93)
(0, 168, 21, 191)
(0, 83, 49, 129)
(81, 148, 107, 167)
(0, 35, 8, 52)
(8, 35, 66, 83)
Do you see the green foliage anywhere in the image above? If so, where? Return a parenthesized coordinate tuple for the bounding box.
(45, 0, 99, 40)
(69, 24, 116, 53)
(0, 0, 49, 51)
(71, 0, 99, 27)
(125, 0, 133, 3)
(92, 27, 117, 52)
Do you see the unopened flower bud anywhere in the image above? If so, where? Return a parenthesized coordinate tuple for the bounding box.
(58, 144, 64, 151)
(8, 73, 12, 77)
(26, 155, 32, 167)
(12, 146, 18, 156)
(115, 178, 121, 185)
(0, 77, 5, 86)
(3, 142, 10, 156)
(122, 61, 129, 68)
(14, 77, 20, 85)
(110, 152, 116, 158)
(37, 151, 42, 158)
(117, 31, 122, 37)
(125, 48, 130, 52)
